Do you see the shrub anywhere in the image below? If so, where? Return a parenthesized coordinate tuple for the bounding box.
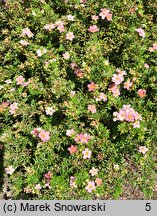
(0, 0, 157, 199)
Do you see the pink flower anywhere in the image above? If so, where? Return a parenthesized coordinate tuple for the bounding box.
(31, 128, 41, 137)
(67, 14, 74, 21)
(63, 52, 70, 59)
(9, 102, 18, 114)
(66, 129, 75, 136)
(91, 15, 99, 21)
(124, 79, 132, 90)
(139, 146, 148, 154)
(82, 148, 92, 159)
(136, 28, 145, 38)
(152, 43, 157, 51)
(70, 176, 77, 188)
(89, 167, 98, 176)
(116, 69, 127, 76)
(21, 27, 34, 38)
(68, 145, 78, 154)
(80, 133, 91, 144)
(16, 75, 25, 85)
(112, 73, 124, 85)
(144, 63, 149, 69)
(109, 85, 120, 97)
(138, 89, 146, 98)
(35, 184, 41, 190)
(44, 171, 52, 181)
(133, 121, 140, 128)
(88, 25, 99, 33)
(95, 92, 107, 102)
(38, 130, 50, 142)
(44, 23, 56, 31)
(20, 40, 29, 46)
(5, 166, 15, 175)
(66, 32, 74, 41)
(117, 109, 126, 121)
(99, 8, 112, 21)
(57, 25, 65, 33)
(74, 68, 84, 78)
(95, 178, 102, 186)
(125, 112, 135, 122)
(87, 82, 97, 91)
(88, 104, 96, 113)
(85, 181, 95, 193)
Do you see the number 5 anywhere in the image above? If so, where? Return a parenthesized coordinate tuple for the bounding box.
(145, 203, 151, 211)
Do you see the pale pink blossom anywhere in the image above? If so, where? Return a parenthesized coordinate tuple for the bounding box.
(67, 14, 74, 21)
(116, 69, 127, 76)
(38, 130, 50, 142)
(5, 166, 15, 175)
(45, 106, 55, 115)
(31, 128, 41, 137)
(70, 176, 77, 188)
(112, 73, 124, 85)
(144, 63, 149, 69)
(44, 23, 56, 30)
(9, 102, 18, 114)
(5, 79, 12, 84)
(82, 148, 92, 159)
(16, 75, 25, 85)
(89, 167, 98, 176)
(66, 32, 74, 41)
(95, 92, 107, 102)
(133, 121, 140, 128)
(68, 145, 78, 155)
(66, 129, 75, 136)
(85, 181, 95, 193)
(57, 25, 65, 33)
(63, 52, 70, 59)
(88, 104, 96, 113)
(21, 27, 34, 38)
(91, 15, 99, 21)
(35, 184, 42, 190)
(88, 25, 99, 33)
(36, 49, 47, 57)
(20, 40, 29, 46)
(139, 146, 148, 154)
(99, 8, 112, 21)
(136, 28, 145, 38)
(124, 80, 132, 90)
(109, 85, 120, 97)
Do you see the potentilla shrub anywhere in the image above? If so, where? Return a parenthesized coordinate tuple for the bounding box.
(0, 0, 157, 199)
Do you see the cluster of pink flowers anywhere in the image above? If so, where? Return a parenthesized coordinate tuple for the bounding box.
(99, 8, 112, 21)
(136, 28, 145, 38)
(85, 177, 102, 193)
(94, 92, 107, 102)
(21, 27, 34, 38)
(109, 69, 127, 97)
(43, 23, 56, 31)
(148, 43, 157, 52)
(88, 25, 99, 33)
(70, 62, 84, 78)
(16, 75, 31, 86)
(9, 102, 18, 115)
(31, 128, 50, 142)
(113, 104, 142, 128)
(74, 133, 91, 144)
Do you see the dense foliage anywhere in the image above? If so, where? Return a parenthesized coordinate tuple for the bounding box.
(0, 0, 157, 199)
